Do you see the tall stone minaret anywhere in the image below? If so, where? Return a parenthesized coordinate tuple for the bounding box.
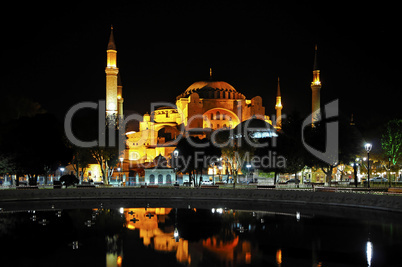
(275, 77, 282, 129)
(105, 26, 120, 120)
(311, 45, 321, 124)
(117, 73, 124, 119)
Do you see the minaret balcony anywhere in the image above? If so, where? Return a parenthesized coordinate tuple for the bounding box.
(312, 80, 321, 86)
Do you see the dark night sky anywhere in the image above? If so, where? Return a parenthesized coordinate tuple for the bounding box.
(2, 1, 400, 130)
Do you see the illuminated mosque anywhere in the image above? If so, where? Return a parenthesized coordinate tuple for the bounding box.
(104, 27, 288, 164)
(99, 26, 321, 183)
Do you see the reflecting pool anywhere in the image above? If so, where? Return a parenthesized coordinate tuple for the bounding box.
(1, 201, 402, 267)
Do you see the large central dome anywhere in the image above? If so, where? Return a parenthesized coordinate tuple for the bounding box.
(176, 80, 245, 100)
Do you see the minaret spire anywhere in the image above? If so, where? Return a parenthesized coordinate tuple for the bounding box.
(311, 44, 322, 125)
(275, 77, 282, 129)
(105, 26, 119, 120)
(313, 44, 318, 71)
(276, 77, 281, 97)
(107, 25, 116, 51)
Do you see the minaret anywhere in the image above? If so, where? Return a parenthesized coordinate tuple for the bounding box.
(117, 73, 124, 119)
(311, 45, 321, 124)
(275, 77, 282, 129)
(105, 26, 119, 120)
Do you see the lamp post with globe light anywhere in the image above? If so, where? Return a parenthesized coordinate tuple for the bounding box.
(173, 150, 179, 184)
(119, 157, 124, 186)
(246, 164, 252, 183)
(365, 143, 372, 188)
(388, 156, 392, 188)
(59, 167, 65, 180)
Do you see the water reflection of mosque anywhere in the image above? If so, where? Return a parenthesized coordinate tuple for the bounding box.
(124, 207, 190, 265)
(122, 207, 255, 266)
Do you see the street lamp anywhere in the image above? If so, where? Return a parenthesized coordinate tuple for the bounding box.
(351, 161, 359, 188)
(246, 164, 252, 183)
(365, 143, 372, 188)
(173, 227, 180, 242)
(59, 167, 65, 180)
(388, 156, 392, 188)
(173, 150, 179, 184)
(117, 168, 121, 185)
(119, 157, 124, 186)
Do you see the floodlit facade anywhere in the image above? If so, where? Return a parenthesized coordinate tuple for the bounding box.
(124, 70, 275, 163)
(102, 27, 282, 182)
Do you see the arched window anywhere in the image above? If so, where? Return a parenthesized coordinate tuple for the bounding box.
(166, 174, 171, 184)
(158, 174, 163, 184)
(149, 174, 155, 184)
(210, 113, 213, 120)
(216, 111, 220, 120)
(222, 114, 226, 120)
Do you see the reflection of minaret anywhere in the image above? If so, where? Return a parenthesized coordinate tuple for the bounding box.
(275, 77, 282, 129)
(105, 26, 120, 119)
(311, 45, 321, 124)
(106, 235, 123, 267)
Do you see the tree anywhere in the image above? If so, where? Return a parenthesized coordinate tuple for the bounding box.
(174, 136, 221, 186)
(90, 146, 120, 185)
(0, 95, 45, 124)
(273, 112, 306, 183)
(215, 128, 255, 188)
(0, 113, 71, 185)
(70, 146, 93, 182)
(0, 154, 16, 184)
(381, 119, 402, 166)
(304, 115, 360, 185)
(89, 119, 125, 185)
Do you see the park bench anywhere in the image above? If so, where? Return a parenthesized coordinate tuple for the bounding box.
(257, 185, 276, 189)
(77, 184, 96, 188)
(388, 188, 402, 194)
(53, 181, 62, 189)
(141, 185, 159, 188)
(315, 187, 338, 192)
(200, 185, 219, 189)
(17, 186, 38, 189)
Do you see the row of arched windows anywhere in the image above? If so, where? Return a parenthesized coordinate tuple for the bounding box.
(206, 111, 232, 121)
(149, 174, 172, 184)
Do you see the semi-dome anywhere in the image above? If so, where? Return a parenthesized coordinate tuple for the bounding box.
(234, 118, 277, 138)
(176, 80, 246, 100)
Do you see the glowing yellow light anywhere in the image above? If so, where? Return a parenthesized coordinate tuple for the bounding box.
(127, 224, 136, 230)
(245, 252, 251, 264)
(108, 103, 116, 111)
(313, 80, 321, 85)
(276, 97, 282, 108)
(276, 249, 282, 264)
(117, 255, 122, 266)
(107, 50, 117, 68)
